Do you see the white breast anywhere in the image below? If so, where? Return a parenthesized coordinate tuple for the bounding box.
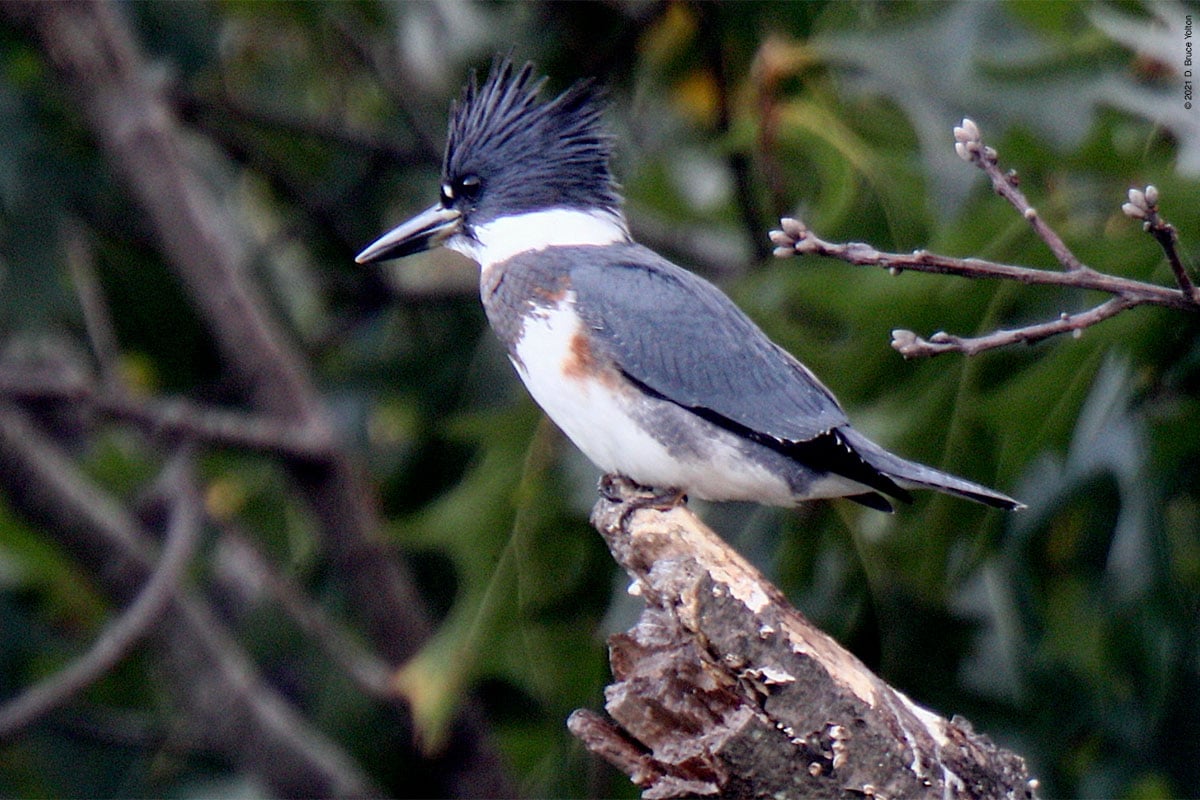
(511, 296, 668, 477)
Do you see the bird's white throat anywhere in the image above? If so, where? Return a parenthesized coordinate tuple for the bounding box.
(448, 207, 630, 272)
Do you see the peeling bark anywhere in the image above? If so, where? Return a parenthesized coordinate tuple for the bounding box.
(572, 478, 1039, 800)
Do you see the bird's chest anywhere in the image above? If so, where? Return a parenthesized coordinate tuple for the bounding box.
(481, 263, 667, 475)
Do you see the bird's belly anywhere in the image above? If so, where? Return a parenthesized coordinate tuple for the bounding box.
(510, 302, 798, 504)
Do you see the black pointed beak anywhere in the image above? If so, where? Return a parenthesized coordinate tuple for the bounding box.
(355, 204, 463, 264)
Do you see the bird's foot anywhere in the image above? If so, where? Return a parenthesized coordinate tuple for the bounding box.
(599, 474, 687, 531)
(599, 474, 687, 508)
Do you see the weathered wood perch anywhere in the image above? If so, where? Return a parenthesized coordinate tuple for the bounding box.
(569, 478, 1039, 800)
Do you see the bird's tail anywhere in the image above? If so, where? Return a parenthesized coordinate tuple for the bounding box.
(839, 428, 1025, 511)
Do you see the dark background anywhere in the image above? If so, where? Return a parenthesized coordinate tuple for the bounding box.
(1, 1, 1198, 797)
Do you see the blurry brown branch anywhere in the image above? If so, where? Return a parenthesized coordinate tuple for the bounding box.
(63, 221, 122, 382)
(769, 118, 1200, 358)
(214, 528, 401, 700)
(0, 366, 336, 458)
(178, 86, 428, 163)
(1, 0, 511, 794)
(698, 3, 769, 263)
(573, 478, 1039, 799)
(175, 86, 420, 254)
(7, 0, 323, 419)
(0, 403, 381, 796)
(0, 449, 201, 740)
(325, 11, 443, 162)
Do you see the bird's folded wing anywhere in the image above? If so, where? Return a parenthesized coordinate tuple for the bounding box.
(569, 245, 849, 444)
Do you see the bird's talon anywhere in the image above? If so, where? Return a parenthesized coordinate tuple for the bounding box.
(635, 487, 687, 511)
(600, 474, 684, 509)
(598, 473, 628, 502)
(599, 476, 686, 531)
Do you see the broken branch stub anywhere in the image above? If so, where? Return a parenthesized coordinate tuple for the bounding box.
(571, 479, 1038, 799)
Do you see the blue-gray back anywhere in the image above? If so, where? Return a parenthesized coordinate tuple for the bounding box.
(562, 243, 850, 444)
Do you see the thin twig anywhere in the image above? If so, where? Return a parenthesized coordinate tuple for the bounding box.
(176, 86, 426, 163)
(0, 448, 202, 740)
(770, 219, 1196, 312)
(952, 118, 1084, 272)
(891, 297, 1136, 358)
(1123, 185, 1199, 301)
(1154, 219, 1194, 299)
(769, 118, 1200, 358)
(64, 221, 123, 383)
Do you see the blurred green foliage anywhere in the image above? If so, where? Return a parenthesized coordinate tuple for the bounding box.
(1, 1, 1199, 798)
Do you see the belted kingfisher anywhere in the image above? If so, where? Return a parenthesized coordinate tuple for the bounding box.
(357, 59, 1022, 513)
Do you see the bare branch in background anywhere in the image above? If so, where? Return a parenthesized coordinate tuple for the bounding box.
(324, 11, 443, 163)
(63, 221, 123, 383)
(0, 448, 201, 740)
(0, 2, 512, 795)
(770, 118, 1200, 358)
(214, 528, 400, 700)
(3, 0, 424, 666)
(698, 2, 770, 263)
(0, 403, 381, 796)
(0, 366, 336, 459)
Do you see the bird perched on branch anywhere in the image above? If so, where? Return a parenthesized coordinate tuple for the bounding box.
(357, 58, 1022, 513)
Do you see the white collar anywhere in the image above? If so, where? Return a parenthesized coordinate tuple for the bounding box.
(447, 207, 630, 272)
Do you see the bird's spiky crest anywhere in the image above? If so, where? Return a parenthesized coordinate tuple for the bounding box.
(443, 57, 620, 221)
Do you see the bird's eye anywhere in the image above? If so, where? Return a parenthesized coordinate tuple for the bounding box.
(459, 174, 482, 201)
(440, 175, 482, 208)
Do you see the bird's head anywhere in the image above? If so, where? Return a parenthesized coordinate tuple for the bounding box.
(356, 58, 626, 268)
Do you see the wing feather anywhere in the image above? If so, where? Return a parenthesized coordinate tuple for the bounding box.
(567, 244, 848, 444)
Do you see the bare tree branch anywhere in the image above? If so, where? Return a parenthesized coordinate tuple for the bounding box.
(951, 118, 1083, 273)
(573, 478, 1040, 799)
(0, 366, 335, 459)
(890, 297, 1135, 358)
(769, 118, 1200, 358)
(0, 402, 381, 797)
(63, 220, 123, 383)
(1, 2, 513, 794)
(771, 218, 1196, 311)
(0, 448, 201, 740)
(214, 528, 399, 700)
